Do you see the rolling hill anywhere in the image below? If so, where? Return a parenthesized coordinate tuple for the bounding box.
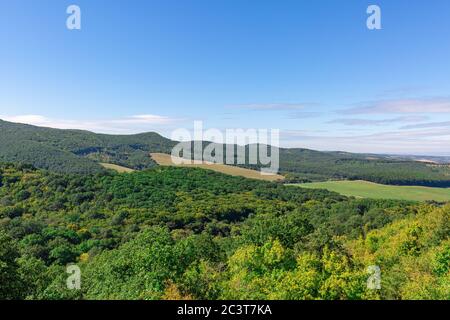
(0, 119, 176, 173)
(274, 148, 450, 187)
(1, 119, 449, 186)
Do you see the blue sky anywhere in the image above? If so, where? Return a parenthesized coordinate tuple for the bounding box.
(1, 0, 450, 155)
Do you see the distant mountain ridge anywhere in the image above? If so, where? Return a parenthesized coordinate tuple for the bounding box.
(1, 119, 449, 187)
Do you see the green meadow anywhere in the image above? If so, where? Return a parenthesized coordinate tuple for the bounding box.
(291, 180, 450, 202)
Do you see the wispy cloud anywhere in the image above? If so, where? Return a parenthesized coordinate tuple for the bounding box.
(0, 114, 181, 134)
(328, 116, 429, 126)
(400, 120, 450, 130)
(341, 97, 450, 114)
(286, 111, 322, 119)
(281, 128, 450, 156)
(375, 86, 428, 98)
(229, 103, 318, 111)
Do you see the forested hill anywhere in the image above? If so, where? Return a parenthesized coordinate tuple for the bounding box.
(0, 120, 176, 173)
(276, 148, 450, 187)
(1, 119, 449, 186)
(0, 163, 448, 300)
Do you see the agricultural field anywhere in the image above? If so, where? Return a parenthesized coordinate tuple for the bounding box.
(291, 180, 450, 202)
(150, 153, 285, 182)
(100, 163, 135, 173)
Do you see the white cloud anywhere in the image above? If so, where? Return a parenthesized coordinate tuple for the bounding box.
(2, 115, 50, 126)
(0, 114, 180, 134)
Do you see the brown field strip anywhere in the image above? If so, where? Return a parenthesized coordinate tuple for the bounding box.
(150, 153, 284, 182)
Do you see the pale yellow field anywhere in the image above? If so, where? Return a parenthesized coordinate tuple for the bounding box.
(100, 163, 135, 173)
(150, 153, 284, 182)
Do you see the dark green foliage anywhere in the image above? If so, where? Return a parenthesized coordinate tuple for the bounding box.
(0, 120, 175, 174)
(0, 231, 24, 299)
(277, 148, 450, 187)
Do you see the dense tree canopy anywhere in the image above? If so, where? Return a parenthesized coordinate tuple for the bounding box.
(0, 163, 448, 300)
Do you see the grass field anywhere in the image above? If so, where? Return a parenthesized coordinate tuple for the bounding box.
(291, 180, 450, 202)
(150, 153, 284, 182)
(100, 163, 135, 173)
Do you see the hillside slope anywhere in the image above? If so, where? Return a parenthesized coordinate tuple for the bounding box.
(0, 119, 449, 186)
(276, 148, 450, 187)
(0, 120, 175, 173)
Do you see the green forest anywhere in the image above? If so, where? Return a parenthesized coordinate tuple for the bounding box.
(0, 163, 448, 300)
(277, 148, 450, 187)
